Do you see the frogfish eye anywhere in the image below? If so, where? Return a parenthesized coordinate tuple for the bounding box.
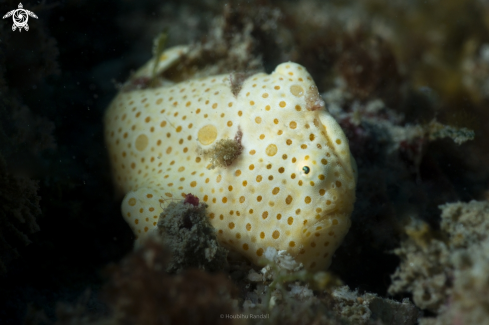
(302, 166, 310, 174)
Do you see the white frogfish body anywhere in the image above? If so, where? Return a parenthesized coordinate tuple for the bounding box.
(104, 47, 357, 270)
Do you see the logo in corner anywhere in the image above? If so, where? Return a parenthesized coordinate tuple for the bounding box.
(3, 3, 38, 32)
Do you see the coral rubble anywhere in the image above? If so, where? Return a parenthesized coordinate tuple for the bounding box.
(103, 238, 238, 325)
(202, 128, 244, 170)
(332, 286, 419, 325)
(154, 196, 228, 273)
(390, 201, 489, 324)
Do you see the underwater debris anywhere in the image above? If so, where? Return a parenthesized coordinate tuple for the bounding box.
(203, 128, 244, 170)
(332, 286, 420, 325)
(229, 72, 250, 97)
(242, 255, 342, 325)
(150, 30, 169, 88)
(388, 221, 450, 312)
(262, 247, 303, 273)
(305, 85, 325, 111)
(128, 4, 270, 85)
(24, 238, 236, 325)
(390, 201, 489, 324)
(241, 251, 418, 325)
(103, 238, 238, 325)
(155, 196, 228, 273)
(439, 200, 489, 248)
(183, 192, 199, 207)
(243, 281, 338, 325)
(320, 85, 467, 294)
(425, 238, 489, 325)
(427, 120, 475, 145)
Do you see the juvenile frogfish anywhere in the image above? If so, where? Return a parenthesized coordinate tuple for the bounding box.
(104, 46, 357, 271)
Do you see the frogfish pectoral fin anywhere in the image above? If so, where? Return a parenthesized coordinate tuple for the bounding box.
(121, 187, 171, 242)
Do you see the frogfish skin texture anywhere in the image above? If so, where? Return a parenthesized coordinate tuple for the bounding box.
(104, 47, 357, 270)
